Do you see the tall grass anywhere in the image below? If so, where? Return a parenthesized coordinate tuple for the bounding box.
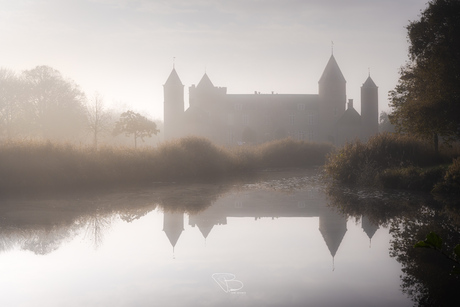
(0, 137, 332, 196)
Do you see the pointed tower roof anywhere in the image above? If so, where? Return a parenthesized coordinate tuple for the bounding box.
(319, 226, 347, 257)
(362, 75, 377, 88)
(337, 105, 361, 126)
(163, 212, 184, 248)
(319, 55, 346, 84)
(361, 215, 379, 240)
(197, 222, 214, 239)
(197, 73, 214, 89)
(319, 212, 348, 258)
(164, 68, 183, 87)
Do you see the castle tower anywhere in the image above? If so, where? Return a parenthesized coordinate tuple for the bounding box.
(318, 55, 347, 144)
(318, 210, 348, 271)
(163, 67, 184, 140)
(360, 75, 378, 140)
(189, 73, 227, 110)
(163, 211, 185, 256)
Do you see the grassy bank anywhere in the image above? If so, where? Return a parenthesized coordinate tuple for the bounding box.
(325, 133, 460, 193)
(0, 137, 333, 196)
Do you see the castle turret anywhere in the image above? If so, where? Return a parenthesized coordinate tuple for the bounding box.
(163, 67, 184, 140)
(189, 73, 226, 110)
(318, 55, 347, 144)
(360, 75, 378, 140)
(163, 211, 184, 257)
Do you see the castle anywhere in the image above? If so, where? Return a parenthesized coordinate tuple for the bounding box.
(163, 54, 378, 146)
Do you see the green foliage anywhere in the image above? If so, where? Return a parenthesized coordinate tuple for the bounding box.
(414, 232, 444, 250)
(113, 110, 159, 148)
(389, 0, 460, 148)
(415, 232, 460, 274)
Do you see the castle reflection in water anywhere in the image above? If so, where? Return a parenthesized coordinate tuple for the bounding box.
(163, 186, 379, 260)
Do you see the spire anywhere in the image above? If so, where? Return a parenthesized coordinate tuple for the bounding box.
(362, 75, 377, 88)
(163, 212, 184, 252)
(164, 67, 183, 87)
(197, 73, 214, 89)
(318, 54, 346, 84)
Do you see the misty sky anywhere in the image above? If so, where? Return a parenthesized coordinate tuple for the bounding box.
(0, 0, 428, 119)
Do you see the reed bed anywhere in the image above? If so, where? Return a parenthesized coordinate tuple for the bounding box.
(0, 137, 332, 196)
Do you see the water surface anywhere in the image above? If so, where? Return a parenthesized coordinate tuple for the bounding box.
(1, 168, 457, 306)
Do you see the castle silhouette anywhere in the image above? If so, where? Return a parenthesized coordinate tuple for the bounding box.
(163, 54, 378, 145)
(163, 187, 380, 264)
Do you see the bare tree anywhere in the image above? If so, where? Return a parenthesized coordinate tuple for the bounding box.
(0, 68, 25, 139)
(22, 65, 87, 140)
(86, 92, 112, 149)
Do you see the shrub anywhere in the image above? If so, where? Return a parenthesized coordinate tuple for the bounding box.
(255, 138, 333, 168)
(325, 133, 451, 187)
(378, 166, 445, 191)
(433, 158, 460, 194)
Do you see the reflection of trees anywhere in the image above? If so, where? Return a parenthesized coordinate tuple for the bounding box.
(0, 181, 232, 254)
(83, 213, 112, 249)
(21, 225, 80, 255)
(326, 185, 460, 306)
(0, 227, 25, 253)
(390, 208, 460, 306)
(326, 185, 419, 226)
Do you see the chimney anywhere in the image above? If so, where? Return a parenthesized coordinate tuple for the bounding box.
(347, 99, 354, 110)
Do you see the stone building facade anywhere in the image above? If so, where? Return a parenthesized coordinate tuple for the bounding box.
(163, 54, 378, 146)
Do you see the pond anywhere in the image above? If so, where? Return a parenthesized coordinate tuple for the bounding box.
(0, 168, 459, 306)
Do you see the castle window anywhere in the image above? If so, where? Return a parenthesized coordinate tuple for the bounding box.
(235, 103, 242, 111)
(228, 114, 234, 125)
(242, 114, 249, 126)
(308, 114, 316, 126)
(289, 114, 295, 126)
(297, 103, 305, 111)
(227, 130, 234, 144)
(298, 131, 305, 140)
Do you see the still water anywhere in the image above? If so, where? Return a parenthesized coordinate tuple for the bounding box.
(0, 168, 458, 306)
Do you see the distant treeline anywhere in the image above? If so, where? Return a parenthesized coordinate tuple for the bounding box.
(0, 66, 163, 146)
(0, 137, 333, 197)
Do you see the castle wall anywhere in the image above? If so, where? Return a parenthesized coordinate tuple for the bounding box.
(163, 57, 378, 146)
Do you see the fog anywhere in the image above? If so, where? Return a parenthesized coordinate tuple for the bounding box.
(0, 0, 428, 121)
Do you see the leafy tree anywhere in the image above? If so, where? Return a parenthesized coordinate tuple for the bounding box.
(113, 110, 159, 148)
(22, 65, 87, 140)
(378, 111, 395, 133)
(389, 0, 460, 152)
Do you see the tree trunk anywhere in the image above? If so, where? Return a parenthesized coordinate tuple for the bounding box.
(433, 133, 439, 155)
(94, 130, 98, 150)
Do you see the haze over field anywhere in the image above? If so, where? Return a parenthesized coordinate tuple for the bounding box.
(0, 0, 427, 119)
